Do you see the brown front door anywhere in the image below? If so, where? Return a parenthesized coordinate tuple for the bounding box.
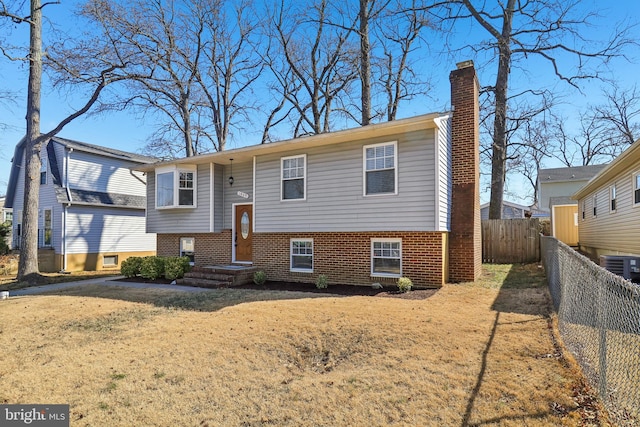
(234, 204, 253, 262)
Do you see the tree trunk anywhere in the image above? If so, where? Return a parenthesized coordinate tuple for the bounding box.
(360, 0, 371, 125)
(18, 0, 44, 281)
(488, 0, 515, 220)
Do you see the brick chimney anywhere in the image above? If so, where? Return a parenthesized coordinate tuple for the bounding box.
(448, 60, 481, 282)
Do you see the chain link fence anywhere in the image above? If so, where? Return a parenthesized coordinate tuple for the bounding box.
(541, 236, 640, 424)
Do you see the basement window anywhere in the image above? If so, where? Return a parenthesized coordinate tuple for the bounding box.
(290, 239, 313, 272)
(371, 238, 402, 278)
(180, 237, 195, 266)
(103, 255, 118, 267)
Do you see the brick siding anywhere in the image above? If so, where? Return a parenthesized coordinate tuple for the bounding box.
(157, 231, 447, 287)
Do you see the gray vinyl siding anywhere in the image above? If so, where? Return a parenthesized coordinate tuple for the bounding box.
(254, 129, 437, 232)
(223, 160, 254, 229)
(578, 164, 640, 255)
(213, 164, 224, 231)
(66, 206, 156, 254)
(435, 117, 452, 231)
(539, 181, 590, 212)
(65, 150, 147, 196)
(146, 163, 213, 233)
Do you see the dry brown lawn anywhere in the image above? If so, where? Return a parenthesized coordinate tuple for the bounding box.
(0, 264, 608, 426)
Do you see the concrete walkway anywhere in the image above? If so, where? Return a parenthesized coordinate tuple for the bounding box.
(6, 276, 213, 297)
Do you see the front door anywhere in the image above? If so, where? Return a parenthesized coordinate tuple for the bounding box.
(234, 204, 253, 262)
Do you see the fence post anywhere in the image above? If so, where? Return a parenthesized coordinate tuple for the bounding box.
(597, 271, 607, 399)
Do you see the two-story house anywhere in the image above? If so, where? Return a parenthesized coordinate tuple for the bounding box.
(135, 62, 482, 288)
(5, 137, 157, 272)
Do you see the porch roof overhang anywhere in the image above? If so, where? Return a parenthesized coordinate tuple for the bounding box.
(134, 112, 449, 171)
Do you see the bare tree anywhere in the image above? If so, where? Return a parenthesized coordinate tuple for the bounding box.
(430, 0, 633, 218)
(195, 0, 263, 152)
(595, 84, 640, 146)
(376, 0, 430, 121)
(550, 111, 626, 167)
(2, 0, 131, 281)
(262, 0, 359, 138)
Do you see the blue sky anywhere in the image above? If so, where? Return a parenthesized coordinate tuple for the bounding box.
(1, 0, 639, 204)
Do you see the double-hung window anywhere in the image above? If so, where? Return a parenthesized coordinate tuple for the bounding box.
(364, 142, 397, 196)
(634, 172, 640, 206)
(282, 155, 306, 200)
(156, 165, 197, 208)
(593, 195, 597, 217)
(290, 239, 313, 272)
(40, 156, 47, 185)
(371, 239, 402, 277)
(610, 184, 617, 213)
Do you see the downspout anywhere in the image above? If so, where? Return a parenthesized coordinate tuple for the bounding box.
(62, 147, 73, 272)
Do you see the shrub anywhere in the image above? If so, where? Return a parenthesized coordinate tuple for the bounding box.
(120, 257, 143, 278)
(140, 256, 165, 280)
(164, 256, 191, 280)
(253, 270, 267, 285)
(397, 277, 413, 293)
(315, 274, 328, 289)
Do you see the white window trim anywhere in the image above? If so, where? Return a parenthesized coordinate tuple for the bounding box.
(633, 171, 640, 208)
(281, 154, 307, 202)
(609, 184, 617, 213)
(155, 165, 197, 209)
(363, 141, 398, 197)
(40, 156, 47, 185)
(290, 238, 313, 273)
(103, 255, 119, 267)
(180, 237, 195, 266)
(370, 238, 402, 278)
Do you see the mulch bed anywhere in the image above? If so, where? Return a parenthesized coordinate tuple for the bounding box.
(115, 277, 438, 300)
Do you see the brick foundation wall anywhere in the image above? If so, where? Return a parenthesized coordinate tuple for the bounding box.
(157, 231, 232, 266)
(448, 61, 482, 282)
(253, 231, 447, 287)
(157, 230, 446, 287)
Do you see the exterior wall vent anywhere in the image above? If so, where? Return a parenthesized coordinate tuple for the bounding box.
(600, 255, 640, 283)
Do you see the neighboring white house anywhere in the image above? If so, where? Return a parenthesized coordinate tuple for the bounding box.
(134, 62, 483, 287)
(573, 141, 640, 260)
(5, 137, 157, 272)
(537, 164, 607, 246)
(0, 195, 12, 250)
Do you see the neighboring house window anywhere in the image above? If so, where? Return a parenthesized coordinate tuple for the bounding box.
(290, 239, 313, 272)
(371, 238, 402, 277)
(103, 255, 118, 267)
(281, 155, 306, 200)
(593, 195, 597, 217)
(3, 210, 11, 224)
(39, 209, 52, 247)
(156, 165, 197, 208)
(634, 172, 640, 206)
(180, 237, 195, 265)
(15, 210, 22, 248)
(40, 156, 47, 185)
(610, 184, 617, 213)
(364, 142, 397, 196)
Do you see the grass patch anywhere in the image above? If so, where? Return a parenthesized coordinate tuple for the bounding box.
(0, 270, 120, 291)
(0, 264, 610, 426)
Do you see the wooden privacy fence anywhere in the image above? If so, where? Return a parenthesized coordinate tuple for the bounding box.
(482, 218, 540, 263)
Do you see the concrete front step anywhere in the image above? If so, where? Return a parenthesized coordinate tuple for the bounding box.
(176, 277, 231, 289)
(180, 265, 257, 288)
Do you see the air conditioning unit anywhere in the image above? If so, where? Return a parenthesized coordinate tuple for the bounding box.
(600, 255, 640, 283)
